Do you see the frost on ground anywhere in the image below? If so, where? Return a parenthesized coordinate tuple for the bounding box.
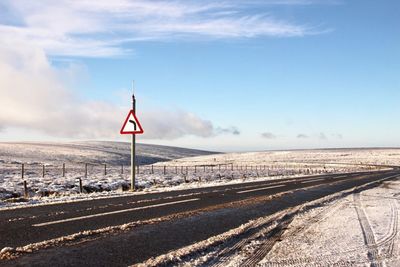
(135, 177, 400, 267)
(258, 179, 400, 266)
(0, 142, 396, 208)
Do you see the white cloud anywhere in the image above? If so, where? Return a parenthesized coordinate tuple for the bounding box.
(140, 110, 214, 140)
(217, 126, 241, 135)
(0, 0, 319, 57)
(261, 132, 277, 139)
(0, 40, 233, 140)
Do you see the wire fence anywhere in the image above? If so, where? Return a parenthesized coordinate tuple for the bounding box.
(0, 162, 381, 199)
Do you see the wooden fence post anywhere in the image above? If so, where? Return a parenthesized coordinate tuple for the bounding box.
(85, 163, 88, 178)
(104, 164, 107, 175)
(21, 163, 24, 179)
(23, 180, 28, 198)
(121, 165, 124, 174)
(163, 165, 166, 175)
(78, 178, 83, 193)
(42, 164, 45, 178)
(151, 165, 154, 174)
(62, 163, 65, 177)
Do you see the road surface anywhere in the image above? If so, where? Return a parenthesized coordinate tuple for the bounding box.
(1, 170, 399, 266)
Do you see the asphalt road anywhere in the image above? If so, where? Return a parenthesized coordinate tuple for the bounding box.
(1, 170, 399, 266)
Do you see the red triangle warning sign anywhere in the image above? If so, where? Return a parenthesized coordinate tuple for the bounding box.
(120, 110, 144, 135)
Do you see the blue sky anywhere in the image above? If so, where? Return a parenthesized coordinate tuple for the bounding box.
(0, 1, 399, 151)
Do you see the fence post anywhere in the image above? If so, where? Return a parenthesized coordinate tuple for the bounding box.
(137, 165, 139, 174)
(181, 166, 184, 174)
(104, 164, 107, 175)
(194, 165, 197, 173)
(175, 166, 178, 174)
(186, 166, 188, 175)
(62, 163, 65, 177)
(79, 178, 83, 193)
(42, 164, 45, 178)
(163, 165, 166, 175)
(85, 163, 88, 178)
(151, 165, 154, 174)
(219, 164, 221, 171)
(121, 165, 124, 174)
(23, 180, 28, 198)
(21, 163, 24, 179)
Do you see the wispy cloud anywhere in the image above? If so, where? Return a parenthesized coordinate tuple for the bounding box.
(261, 132, 277, 139)
(217, 126, 241, 135)
(297, 134, 309, 138)
(0, 0, 323, 57)
(319, 132, 327, 140)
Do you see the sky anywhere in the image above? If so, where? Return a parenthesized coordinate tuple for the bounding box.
(0, 0, 399, 152)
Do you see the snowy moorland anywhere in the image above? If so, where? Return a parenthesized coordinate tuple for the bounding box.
(1, 142, 399, 208)
(162, 148, 400, 166)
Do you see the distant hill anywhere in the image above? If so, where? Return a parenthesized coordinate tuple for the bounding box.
(0, 141, 219, 165)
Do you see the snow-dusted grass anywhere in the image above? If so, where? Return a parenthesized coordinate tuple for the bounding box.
(0, 162, 372, 208)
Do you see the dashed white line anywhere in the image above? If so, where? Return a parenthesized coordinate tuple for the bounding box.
(301, 178, 326, 184)
(237, 184, 286, 194)
(33, 198, 200, 227)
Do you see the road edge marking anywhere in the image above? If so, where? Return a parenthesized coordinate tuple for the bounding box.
(237, 184, 286, 194)
(33, 198, 200, 227)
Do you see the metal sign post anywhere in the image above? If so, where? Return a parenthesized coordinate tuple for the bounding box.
(131, 94, 136, 191)
(120, 88, 144, 192)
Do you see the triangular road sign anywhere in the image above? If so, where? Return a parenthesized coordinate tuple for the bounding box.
(120, 110, 144, 134)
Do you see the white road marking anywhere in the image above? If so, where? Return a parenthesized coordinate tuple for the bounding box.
(301, 178, 326, 184)
(33, 198, 200, 227)
(237, 184, 285, 194)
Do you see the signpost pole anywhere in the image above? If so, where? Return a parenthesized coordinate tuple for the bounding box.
(131, 93, 136, 191)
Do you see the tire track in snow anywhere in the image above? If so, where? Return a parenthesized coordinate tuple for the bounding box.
(210, 201, 344, 267)
(240, 218, 292, 267)
(353, 193, 382, 267)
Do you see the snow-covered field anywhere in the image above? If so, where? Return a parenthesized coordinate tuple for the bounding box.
(163, 148, 400, 166)
(1, 142, 399, 208)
